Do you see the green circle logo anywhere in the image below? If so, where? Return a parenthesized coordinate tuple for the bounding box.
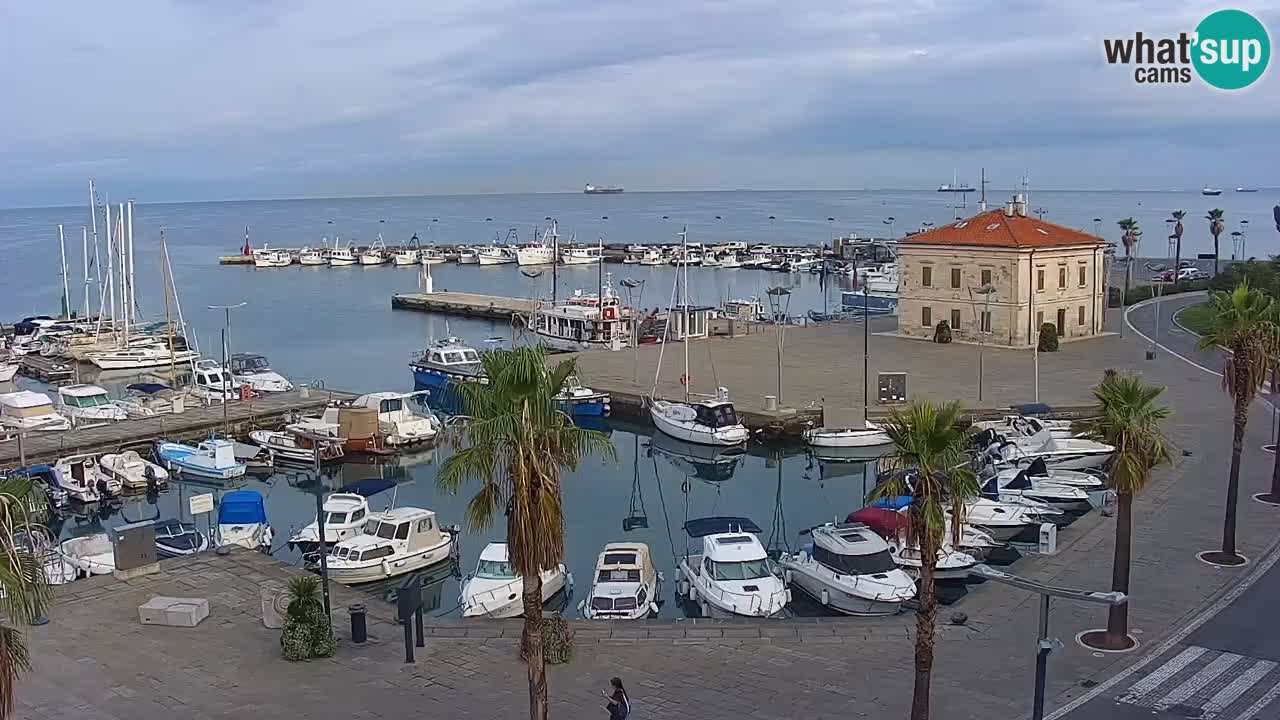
(1192, 9, 1270, 90)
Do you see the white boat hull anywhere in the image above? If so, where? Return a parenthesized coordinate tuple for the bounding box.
(517, 248, 555, 266)
(804, 425, 890, 448)
(88, 348, 200, 370)
(781, 562, 910, 616)
(327, 539, 453, 585)
(461, 567, 567, 618)
(477, 254, 515, 266)
(0, 363, 17, 383)
(650, 402, 748, 447)
(677, 558, 788, 617)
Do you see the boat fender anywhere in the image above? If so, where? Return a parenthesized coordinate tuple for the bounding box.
(784, 569, 793, 585)
(820, 588, 829, 606)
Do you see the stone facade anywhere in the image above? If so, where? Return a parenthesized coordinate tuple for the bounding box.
(896, 207, 1107, 347)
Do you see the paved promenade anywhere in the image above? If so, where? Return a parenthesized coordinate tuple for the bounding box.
(18, 295, 1280, 719)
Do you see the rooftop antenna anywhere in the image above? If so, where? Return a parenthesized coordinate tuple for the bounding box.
(979, 168, 988, 213)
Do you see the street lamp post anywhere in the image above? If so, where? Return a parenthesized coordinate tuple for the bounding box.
(765, 287, 792, 405)
(621, 278, 645, 384)
(207, 302, 247, 433)
(969, 565, 1127, 720)
(968, 285, 996, 403)
(1144, 263, 1169, 359)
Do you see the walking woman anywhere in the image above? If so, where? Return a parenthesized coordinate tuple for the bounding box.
(603, 676, 630, 719)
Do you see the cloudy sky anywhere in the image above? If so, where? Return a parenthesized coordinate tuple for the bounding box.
(2, 0, 1277, 206)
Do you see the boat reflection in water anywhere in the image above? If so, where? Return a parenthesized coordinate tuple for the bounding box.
(647, 432, 746, 483)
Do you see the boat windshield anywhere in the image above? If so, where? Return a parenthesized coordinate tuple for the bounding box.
(370, 520, 410, 540)
(325, 511, 348, 525)
(813, 546, 897, 575)
(707, 558, 772, 581)
(476, 559, 516, 579)
(462, 350, 479, 362)
(695, 404, 739, 428)
(597, 568, 641, 583)
(379, 398, 403, 414)
(241, 357, 269, 372)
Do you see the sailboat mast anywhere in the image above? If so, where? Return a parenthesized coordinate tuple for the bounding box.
(58, 225, 70, 318)
(82, 227, 90, 318)
(118, 204, 128, 344)
(104, 200, 115, 332)
(551, 220, 559, 304)
(126, 200, 136, 326)
(161, 230, 177, 373)
(87, 180, 99, 316)
(681, 225, 690, 404)
(863, 285, 870, 424)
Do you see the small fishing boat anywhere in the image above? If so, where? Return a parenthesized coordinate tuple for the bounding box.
(230, 353, 294, 393)
(419, 246, 448, 265)
(457, 246, 480, 265)
(560, 242, 603, 265)
(477, 245, 517, 266)
(154, 439, 247, 480)
(675, 516, 789, 618)
(99, 450, 169, 490)
(55, 453, 119, 502)
(1202, 186, 1223, 196)
(517, 225, 557, 266)
(56, 384, 128, 425)
(329, 243, 358, 266)
(637, 249, 665, 266)
(804, 408, 890, 448)
(298, 247, 328, 266)
(555, 376, 611, 417)
(59, 533, 116, 577)
(288, 479, 391, 553)
(359, 236, 390, 265)
(460, 542, 569, 618)
(190, 359, 243, 403)
(580, 543, 663, 620)
(410, 337, 488, 391)
(779, 522, 915, 616)
(248, 429, 344, 464)
(217, 490, 273, 552)
(253, 247, 293, 268)
(392, 247, 419, 265)
(315, 507, 457, 585)
(153, 519, 209, 558)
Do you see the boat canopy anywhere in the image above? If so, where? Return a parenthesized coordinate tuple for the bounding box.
(218, 490, 268, 525)
(126, 383, 175, 395)
(339, 478, 396, 498)
(694, 402, 738, 429)
(871, 495, 912, 510)
(683, 516, 762, 538)
(1010, 403, 1054, 416)
(846, 507, 907, 538)
(1024, 457, 1049, 477)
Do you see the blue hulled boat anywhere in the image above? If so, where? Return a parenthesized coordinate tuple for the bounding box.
(409, 337, 488, 391)
(555, 376, 611, 418)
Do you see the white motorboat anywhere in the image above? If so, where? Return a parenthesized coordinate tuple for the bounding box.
(154, 439, 247, 480)
(59, 533, 116, 577)
(650, 391, 749, 447)
(980, 472, 1091, 511)
(886, 537, 978, 580)
(638, 249, 665, 266)
(190, 359, 243, 403)
(961, 497, 1047, 541)
(329, 243, 358, 266)
(993, 458, 1105, 491)
(217, 490, 273, 552)
(973, 414, 1077, 440)
(676, 517, 789, 618)
(580, 543, 663, 620)
(345, 392, 440, 446)
(56, 384, 128, 425)
(288, 480, 391, 553)
(99, 450, 169, 490)
(298, 247, 328, 266)
(116, 382, 187, 419)
(804, 408, 890, 448)
(230, 353, 294, 393)
(55, 453, 120, 501)
(477, 245, 517, 266)
(86, 344, 200, 370)
(781, 523, 915, 616)
(457, 246, 480, 265)
(16, 530, 76, 585)
(1, 390, 72, 432)
(561, 242, 603, 265)
(717, 255, 743, 269)
(248, 429, 344, 464)
(978, 427, 1113, 471)
(0, 356, 17, 383)
(154, 519, 209, 558)
(392, 248, 419, 265)
(253, 247, 293, 268)
(622, 253, 641, 264)
(461, 542, 569, 618)
(318, 507, 456, 585)
(419, 247, 448, 265)
(359, 236, 389, 265)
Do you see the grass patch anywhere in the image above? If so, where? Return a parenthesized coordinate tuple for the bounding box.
(1175, 302, 1214, 335)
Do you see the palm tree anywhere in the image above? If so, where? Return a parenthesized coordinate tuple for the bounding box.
(1169, 210, 1186, 284)
(0, 477, 52, 719)
(1196, 281, 1280, 565)
(1207, 209, 1226, 275)
(1076, 373, 1170, 651)
(868, 400, 978, 720)
(1118, 218, 1142, 307)
(438, 346, 615, 720)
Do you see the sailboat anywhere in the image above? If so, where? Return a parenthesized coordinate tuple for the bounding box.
(648, 227, 749, 447)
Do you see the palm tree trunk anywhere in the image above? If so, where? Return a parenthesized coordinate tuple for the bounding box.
(1173, 238, 1182, 289)
(1122, 257, 1132, 309)
(1104, 491, 1133, 645)
(522, 573, 548, 720)
(910, 532, 938, 720)
(1269, 417, 1280, 499)
(1213, 234, 1221, 276)
(1222, 376, 1248, 558)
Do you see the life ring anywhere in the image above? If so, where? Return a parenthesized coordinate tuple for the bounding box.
(603, 306, 618, 320)
(239, 384, 253, 401)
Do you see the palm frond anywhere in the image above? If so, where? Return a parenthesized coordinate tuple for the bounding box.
(1078, 372, 1172, 495)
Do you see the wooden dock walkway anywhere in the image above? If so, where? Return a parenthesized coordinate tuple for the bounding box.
(391, 291, 536, 320)
(0, 388, 355, 468)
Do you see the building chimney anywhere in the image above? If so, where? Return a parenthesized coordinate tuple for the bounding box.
(1004, 197, 1016, 217)
(1014, 193, 1028, 217)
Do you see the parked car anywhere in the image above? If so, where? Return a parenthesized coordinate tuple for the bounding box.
(1161, 267, 1209, 282)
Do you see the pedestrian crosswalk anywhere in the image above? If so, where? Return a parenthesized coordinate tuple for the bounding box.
(1116, 644, 1280, 719)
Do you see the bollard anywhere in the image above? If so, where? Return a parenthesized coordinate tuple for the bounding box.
(348, 603, 367, 644)
(763, 395, 778, 412)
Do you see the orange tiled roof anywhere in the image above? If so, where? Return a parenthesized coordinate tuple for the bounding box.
(902, 210, 1103, 249)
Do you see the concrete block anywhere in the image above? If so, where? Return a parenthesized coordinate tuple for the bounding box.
(138, 596, 209, 627)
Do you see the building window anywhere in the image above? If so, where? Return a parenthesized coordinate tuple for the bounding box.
(1037, 269, 1045, 291)
(922, 306, 932, 327)
(1056, 308, 1066, 335)
(980, 311, 992, 333)
(981, 269, 992, 287)
(1078, 306, 1086, 326)
(922, 266, 932, 287)
(1058, 267, 1067, 289)
(1078, 265, 1087, 287)
(1036, 311, 1044, 330)
(950, 268, 961, 289)
(950, 309, 961, 329)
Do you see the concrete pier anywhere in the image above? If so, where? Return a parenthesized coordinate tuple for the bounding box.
(391, 291, 537, 321)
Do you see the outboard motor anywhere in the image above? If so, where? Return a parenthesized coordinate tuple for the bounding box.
(95, 478, 111, 498)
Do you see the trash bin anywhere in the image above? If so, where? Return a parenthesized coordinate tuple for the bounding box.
(349, 603, 367, 644)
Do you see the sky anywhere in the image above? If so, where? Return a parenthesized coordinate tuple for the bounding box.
(2, 0, 1278, 207)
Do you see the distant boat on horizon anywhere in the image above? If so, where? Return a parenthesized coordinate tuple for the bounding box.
(1236, 187, 1259, 193)
(584, 183, 623, 195)
(937, 183, 973, 193)
(1202, 186, 1223, 196)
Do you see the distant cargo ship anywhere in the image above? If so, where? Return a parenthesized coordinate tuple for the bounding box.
(584, 183, 623, 194)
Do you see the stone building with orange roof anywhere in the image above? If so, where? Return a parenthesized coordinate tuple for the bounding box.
(897, 195, 1107, 347)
